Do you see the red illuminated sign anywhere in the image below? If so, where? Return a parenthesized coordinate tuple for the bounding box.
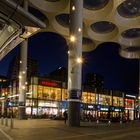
(40, 81, 59, 87)
(125, 99, 134, 103)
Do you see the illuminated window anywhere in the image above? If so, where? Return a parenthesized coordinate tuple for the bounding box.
(113, 97, 124, 107)
(81, 92, 95, 104)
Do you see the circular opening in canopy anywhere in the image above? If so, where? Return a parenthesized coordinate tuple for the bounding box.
(84, 0, 109, 10)
(126, 46, 140, 52)
(121, 28, 140, 38)
(55, 14, 70, 28)
(91, 21, 116, 33)
(117, 0, 140, 18)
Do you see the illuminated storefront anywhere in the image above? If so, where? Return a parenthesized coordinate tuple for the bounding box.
(125, 98, 135, 120)
(113, 96, 124, 107)
(96, 94, 112, 106)
(0, 76, 136, 121)
(82, 92, 96, 104)
(24, 78, 68, 117)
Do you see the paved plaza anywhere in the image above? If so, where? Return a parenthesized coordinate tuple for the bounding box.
(0, 119, 140, 140)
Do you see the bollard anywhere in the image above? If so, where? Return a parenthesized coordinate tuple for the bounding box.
(1, 117, 4, 125)
(10, 116, 14, 129)
(108, 120, 111, 126)
(120, 120, 122, 124)
(96, 119, 99, 124)
(5, 117, 8, 126)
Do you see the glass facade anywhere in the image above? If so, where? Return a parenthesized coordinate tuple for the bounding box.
(113, 96, 124, 107)
(0, 77, 137, 121)
(97, 94, 112, 106)
(82, 92, 96, 104)
(29, 85, 68, 101)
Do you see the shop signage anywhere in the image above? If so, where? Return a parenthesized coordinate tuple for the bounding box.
(125, 99, 134, 103)
(69, 89, 81, 99)
(114, 109, 121, 112)
(88, 105, 94, 109)
(100, 108, 108, 111)
(38, 102, 57, 107)
(125, 107, 134, 110)
(126, 94, 136, 98)
(40, 81, 59, 87)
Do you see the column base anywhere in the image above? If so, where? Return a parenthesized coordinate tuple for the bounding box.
(18, 106, 26, 120)
(68, 101, 80, 127)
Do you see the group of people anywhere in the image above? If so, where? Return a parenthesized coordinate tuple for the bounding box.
(63, 111, 93, 124)
(81, 112, 94, 122)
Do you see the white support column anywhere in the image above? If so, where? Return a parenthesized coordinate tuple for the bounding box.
(68, 0, 83, 126)
(138, 59, 140, 120)
(18, 0, 28, 120)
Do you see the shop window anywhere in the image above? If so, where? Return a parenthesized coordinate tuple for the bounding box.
(98, 95, 111, 105)
(62, 89, 68, 100)
(113, 97, 124, 107)
(50, 92, 56, 100)
(125, 99, 134, 109)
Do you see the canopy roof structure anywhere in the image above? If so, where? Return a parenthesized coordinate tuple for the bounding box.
(0, 0, 46, 60)
(30, 0, 140, 59)
(0, 0, 140, 60)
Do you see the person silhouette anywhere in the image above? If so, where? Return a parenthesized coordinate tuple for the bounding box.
(63, 110, 68, 124)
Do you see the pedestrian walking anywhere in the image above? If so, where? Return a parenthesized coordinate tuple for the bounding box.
(63, 110, 68, 124)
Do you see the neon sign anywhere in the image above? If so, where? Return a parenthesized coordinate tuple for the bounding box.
(40, 81, 59, 87)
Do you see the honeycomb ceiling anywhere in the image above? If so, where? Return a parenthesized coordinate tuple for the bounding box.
(28, 0, 140, 59)
(0, 0, 140, 60)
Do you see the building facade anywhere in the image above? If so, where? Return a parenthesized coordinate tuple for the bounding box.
(8, 55, 38, 81)
(0, 76, 137, 121)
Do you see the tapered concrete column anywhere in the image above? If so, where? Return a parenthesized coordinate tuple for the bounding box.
(138, 59, 140, 120)
(18, 0, 28, 119)
(68, 0, 83, 127)
(18, 40, 28, 119)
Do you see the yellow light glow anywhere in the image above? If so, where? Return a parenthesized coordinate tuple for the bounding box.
(20, 60, 22, 64)
(19, 75, 22, 79)
(78, 28, 82, 32)
(68, 51, 70, 54)
(76, 57, 83, 64)
(22, 86, 26, 90)
(70, 35, 76, 42)
(72, 6, 75, 11)
(22, 71, 26, 74)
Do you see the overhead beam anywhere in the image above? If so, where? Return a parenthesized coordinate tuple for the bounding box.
(0, 0, 46, 28)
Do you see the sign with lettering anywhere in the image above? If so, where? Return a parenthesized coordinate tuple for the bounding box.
(40, 81, 59, 87)
(69, 89, 81, 99)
